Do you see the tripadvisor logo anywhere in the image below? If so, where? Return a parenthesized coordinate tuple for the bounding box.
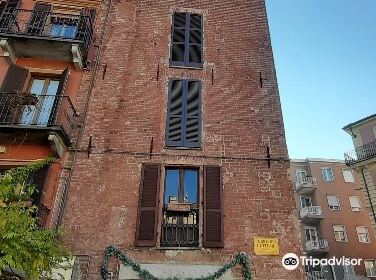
(282, 253, 362, 270)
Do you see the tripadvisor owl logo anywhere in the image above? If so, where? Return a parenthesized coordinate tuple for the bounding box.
(282, 253, 299, 270)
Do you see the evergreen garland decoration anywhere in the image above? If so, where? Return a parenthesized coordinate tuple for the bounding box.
(100, 246, 252, 280)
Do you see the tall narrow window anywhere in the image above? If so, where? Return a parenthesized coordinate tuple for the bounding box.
(333, 225, 347, 242)
(365, 260, 376, 277)
(356, 226, 370, 243)
(166, 79, 201, 148)
(161, 167, 199, 247)
(321, 167, 334, 182)
(170, 12, 203, 68)
(349, 196, 361, 211)
(327, 195, 340, 211)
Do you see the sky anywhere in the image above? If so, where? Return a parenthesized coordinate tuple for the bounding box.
(265, 0, 376, 160)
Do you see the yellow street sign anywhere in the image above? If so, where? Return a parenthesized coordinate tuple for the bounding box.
(254, 237, 279, 256)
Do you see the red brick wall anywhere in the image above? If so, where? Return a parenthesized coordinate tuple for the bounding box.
(59, 1, 303, 279)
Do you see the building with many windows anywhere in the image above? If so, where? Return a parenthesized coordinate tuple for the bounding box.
(47, 1, 303, 279)
(291, 158, 376, 279)
(0, 0, 97, 229)
(343, 114, 376, 238)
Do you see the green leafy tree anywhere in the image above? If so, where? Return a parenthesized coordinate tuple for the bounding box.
(0, 159, 70, 279)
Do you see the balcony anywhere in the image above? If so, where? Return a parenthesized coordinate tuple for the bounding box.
(345, 140, 376, 166)
(305, 239, 329, 255)
(160, 208, 199, 248)
(295, 176, 317, 194)
(0, 93, 77, 146)
(300, 206, 323, 224)
(0, 8, 94, 68)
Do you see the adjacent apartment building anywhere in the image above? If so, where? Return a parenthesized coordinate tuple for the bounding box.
(0, 0, 98, 230)
(343, 114, 376, 234)
(291, 158, 376, 279)
(47, 1, 303, 279)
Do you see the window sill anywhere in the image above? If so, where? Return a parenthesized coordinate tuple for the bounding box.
(156, 247, 201, 250)
(169, 64, 204, 70)
(164, 146, 202, 151)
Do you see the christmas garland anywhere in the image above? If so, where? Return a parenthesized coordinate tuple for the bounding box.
(100, 246, 252, 280)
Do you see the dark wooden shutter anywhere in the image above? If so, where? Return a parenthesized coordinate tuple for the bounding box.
(184, 80, 201, 147)
(203, 165, 223, 248)
(76, 8, 96, 42)
(188, 14, 203, 65)
(135, 163, 160, 247)
(30, 165, 50, 205)
(27, 2, 51, 36)
(0, 64, 28, 93)
(166, 79, 184, 147)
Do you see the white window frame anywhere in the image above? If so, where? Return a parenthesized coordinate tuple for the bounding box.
(321, 167, 334, 182)
(296, 169, 307, 181)
(356, 226, 370, 243)
(300, 196, 312, 209)
(333, 225, 348, 242)
(327, 195, 341, 211)
(365, 260, 376, 277)
(342, 168, 355, 183)
(349, 196, 362, 212)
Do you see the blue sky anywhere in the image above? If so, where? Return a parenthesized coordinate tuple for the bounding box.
(265, 0, 376, 160)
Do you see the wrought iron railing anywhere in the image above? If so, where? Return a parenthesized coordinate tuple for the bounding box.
(0, 8, 94, 52)
(305, 239, 328, 251)
(160, 208, 199, 247)
(345, 140, 376, 165)
(0, 93, 77, 140)
(300, 206, 323, 219)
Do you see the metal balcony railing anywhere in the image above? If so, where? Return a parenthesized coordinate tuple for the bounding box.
(300, 206, 323, 218)
(345, 140, 376, 165)
(305, 239, 328, 251)
(160, 208, 199, 247)
(0, 8, 94, 52)
(295, 176, 317, 190)
(0, 93, 77, 141)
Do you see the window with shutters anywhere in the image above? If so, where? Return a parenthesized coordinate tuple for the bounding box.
(365, 260, 376, 277)
(349, 196, 361, 211)
(160, 167, 199, 247)
(327, 195, 340, 211)
(170, 12, 203, 68)
(135, 164, 223, 249)
(166, 79, 201, 148)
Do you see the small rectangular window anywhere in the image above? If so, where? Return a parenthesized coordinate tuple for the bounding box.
(166, 79, 201, 148)
(333, 225, 347, 242)
(356, 226, 370, 243)
(342, 169, 354, 183)
(170, 12, 203, 68)
(365, 260, 376, 277)
(327, 195, 340, 211)
(349, 196, 361, 211)
(321, 167, 334, 182)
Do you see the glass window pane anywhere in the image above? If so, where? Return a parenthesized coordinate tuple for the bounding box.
(189, 44, 202, 63)
(190, 14, 201, 29)
(63, 25, 76, 38)
(183, 170, 198, 204)
(172, 43, 185, 62)
(173, 13, 186, 28)
(30, 79, 45, 95)
(164, 169, 179, 205)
